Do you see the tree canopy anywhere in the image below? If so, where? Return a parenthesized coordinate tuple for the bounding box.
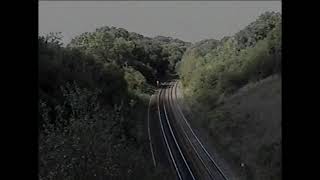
(178, 11, 281, 107)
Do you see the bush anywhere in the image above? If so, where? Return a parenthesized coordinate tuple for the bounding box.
(218, 71, 248, 94)
(39, 82, 151, 180)
(124, 66, 147, 93)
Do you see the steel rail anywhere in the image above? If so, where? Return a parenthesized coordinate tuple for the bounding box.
(173, 81, 229, 180)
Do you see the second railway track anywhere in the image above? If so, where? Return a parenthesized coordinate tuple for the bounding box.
(155, 80, 229, 180)
(170, 81, 229, 180)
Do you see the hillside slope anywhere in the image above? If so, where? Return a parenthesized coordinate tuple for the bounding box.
(182, 75, 281, 180)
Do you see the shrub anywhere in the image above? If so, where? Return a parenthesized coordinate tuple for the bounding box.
(39, 82, 150, 180)
(124, 66, 147, 93)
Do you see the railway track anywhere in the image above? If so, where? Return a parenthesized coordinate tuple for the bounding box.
(169, 81, 228, 180)
(153, 80, 229, 180)
(157, 87, 196, 180)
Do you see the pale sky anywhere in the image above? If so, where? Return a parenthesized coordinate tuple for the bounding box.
(39, 1, 281, 45)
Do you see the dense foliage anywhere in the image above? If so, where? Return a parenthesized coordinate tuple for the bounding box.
(39, 27, 189, 179)
(153, 36, 192, 72)
(68, 27, 190, 83)
(179, 11, 281, 107)
(178, 11, 282, 180)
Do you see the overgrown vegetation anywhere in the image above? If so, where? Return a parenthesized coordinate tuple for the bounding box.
(39, 27, 189, 179)
(179, 11, 281, 107)
(67, 27, 190, 83)
(178, 11, 282, 180)
(39, 11, 282, 180)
